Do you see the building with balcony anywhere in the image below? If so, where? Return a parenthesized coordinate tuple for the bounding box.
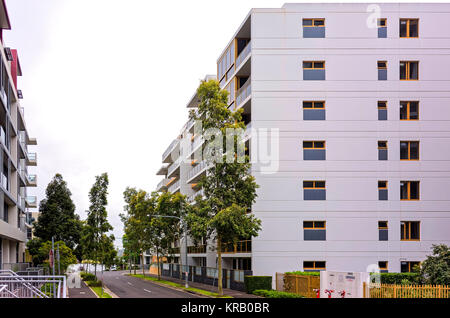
(0, 0, 38, 270)
(153, 3, 450, 284)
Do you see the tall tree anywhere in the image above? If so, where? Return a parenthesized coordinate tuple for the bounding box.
(34, 174, 82, 249)
(418, 244, 450, 285)
(187, 79, 261, 295)
(85, 173, 113, 277)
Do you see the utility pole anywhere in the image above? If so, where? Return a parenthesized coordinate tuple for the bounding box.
(57, 243, 60, 275)
(52, 237, 55, 297)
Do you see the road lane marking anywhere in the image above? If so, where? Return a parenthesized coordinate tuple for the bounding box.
(144, 289, 152, 293)
(127, 282, 133, 286)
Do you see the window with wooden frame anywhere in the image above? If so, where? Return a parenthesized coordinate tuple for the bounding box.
(400, 141, 419, 160)
(378, 61, 387, 69)
(303, 261, 326, 271)
(303, 141, 325, 149)
(303, 181, 326, 189)
(400, 61, 419, 80)
(302, 18, 325, 27)
(378, 141, 387, 150)
(303, 221, 326, 229)
(400, 101, 419, 120)
(378, 261, 388, 271)
(378, 181, 388, 190)
(400, 181, 420, 200)
(401, 261, 420, 273)
(303, 61, 325, 70)
(377, 18, 387, 27)
(378, 101, 387, 109)
(400, 221, 420, 241)
(400, 19, 419, 38)
(303, 101, 325, 109)
(378, 221, 388, 229)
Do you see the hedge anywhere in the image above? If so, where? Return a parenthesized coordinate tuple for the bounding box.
(380, 273, 420, 285)
(253, 289, 304, 298)
(284, 271, 320, 276)
(80, 272, 97, 281)
(244, 276, 272, 294)
(86, 280, 103, 287)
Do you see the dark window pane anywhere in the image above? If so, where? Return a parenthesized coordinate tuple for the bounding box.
(400, 142, 409, 159)
(378, 221, 388, 228)
(400, 102, 408, 119)
(401, 261, 408, 272)
(303, 141, 313, 148)
(315, 261, 326, 268)
(304, 261, 314, 268)
(315, 181, 326, 188)
(378, 181, 387, 189)
(303, 181, 314, 188)
(314, 62, 324, 69)
(400, 62, 407, 79)
(378, 101, 387, 109)
(410, 102, 419, 119)
(410, 142, 419, 159)
(400, 20, 407, 37)
(400, 182, 408, 199)
(315, 141, 325, 148)
(303, 19, 313, 26)
(378, 141, 387, 148)
(379, 261, 387, 269)
(378, 61, 386, 68)
(409, 20, 418, 37)
(410, 182, 419, 199)
(303, 61, 313, 69)
(411, 222, 420, 239)
(303, 101, 313, 108)
(315, 101, 324, 109)
(303, 221, 314, 228)
(314, 19, 324, 26)
(410, 62, 418, 79)
(315, 221, 325, 228)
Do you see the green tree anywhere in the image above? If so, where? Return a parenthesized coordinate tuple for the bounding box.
(418, 244, 450, 285)
(34, 174, 82, 249)
(26, 238, 44, 266)
(38, 241, 77, 274)
(85, 173, 113, 277)
(187, 79, 261, 295)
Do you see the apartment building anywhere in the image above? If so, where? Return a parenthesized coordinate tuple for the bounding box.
(155, 3, 450, 280)
(0, 0, 38, 270)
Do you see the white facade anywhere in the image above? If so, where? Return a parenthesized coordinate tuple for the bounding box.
(156, 3, 450, 278)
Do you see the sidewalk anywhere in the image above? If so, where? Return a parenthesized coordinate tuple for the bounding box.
(132, 272, 259, 298)
(68, 280, 97, 298)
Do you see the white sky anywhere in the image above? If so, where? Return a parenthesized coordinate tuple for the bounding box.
(3, 0, 437, 248)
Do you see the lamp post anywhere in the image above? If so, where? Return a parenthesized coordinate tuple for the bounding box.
(154, 214, 188, 288)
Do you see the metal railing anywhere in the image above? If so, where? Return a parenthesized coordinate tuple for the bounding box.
(222, 240, 252, 253)
(0, 270, 66, 298)
(157, 178, 169, 191)
(162, 139, 180, 160)
(187, 161, 209, 181)
(191, 135, 204, 153)
(187, 188, 205, 203)
(167, 156, 182, 176)
(235, 77, 251, 107)
(168, 179, 180, 193)
(187, 245, 207, 254)
(236, 41, 251, 68)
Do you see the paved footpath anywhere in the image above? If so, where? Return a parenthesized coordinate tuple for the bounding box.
(68, 280, 97, 298)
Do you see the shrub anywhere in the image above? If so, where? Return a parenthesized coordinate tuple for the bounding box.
(253, 289, 304, 298)
(244, 276, 272, 294)
(86, 280, 103, 287)
(80, 272, 97, 282)
(380, 273, 419, 285)
(284, 271, 320, 276)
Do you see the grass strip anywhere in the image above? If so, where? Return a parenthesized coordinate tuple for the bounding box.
(90, 286, 112, 298)
(130, 274, 232, 298)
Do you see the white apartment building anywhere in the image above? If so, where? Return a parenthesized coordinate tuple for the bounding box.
(0, 0, 38, 270)
(155, 3, 450, 279)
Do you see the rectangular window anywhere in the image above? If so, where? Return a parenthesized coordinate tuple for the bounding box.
(400, 181, 420, 200)
(400, 141, 419, 160)
(400, 101, 419, 120)
(378, 261, 388, 272)
(303, 141, 325, 149)
(377, 18, 387, 27)
(303, 221, 326, 229)
(303, 18, 325, 27)
(400, 19, 419, 38)
(378, 221, 388, 229)
(303, 181, 325, 189)
(378, 101, 387, 109)
(378, 101, 387, 120)
(378, 181, 387, 190)
(377, 61, 387, 69)
(401, 221, 420, 240)
(401, 261, 420, 273)
(378, 61, 387, 80)
(400, 61, 419, 80)
(379, 221, 389, 240)
(378, 141, 387, 149)
(303, 101, 325, 109)
(303, 61, 325, 69)
(303, 261, 326, 271)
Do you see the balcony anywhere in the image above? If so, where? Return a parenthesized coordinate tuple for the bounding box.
(187, 161, 209, 183)
(167, 156, 182, 177)
(26, 174, 37, 187)
(26, 152, 37, 166)
(244, 122, 252, 141)
(187, 188, 205, 203)
(235, 77, 251, 108)
(168, 247, 180, 255)
(25, 196, 37, 208)
(187, 245, 207, 254)
(222, 240, 252, 254)
(191, 135, 204, 154)
(0, 86, 7, 109)
(156, 178, 169, 192)
(236, 41, 251, 69)
(168, 179, 180, 193)
(0, 126, 6, 147)
(162, 139, 180, 163)
(1, 173, 8, 191)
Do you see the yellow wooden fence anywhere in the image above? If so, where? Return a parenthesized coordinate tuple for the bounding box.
(367, 283, 450, 298)
(281, 273, 320, 298)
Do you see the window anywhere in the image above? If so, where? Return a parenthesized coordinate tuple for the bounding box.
(303, 141, 325, 149)
(303, 101, 325, 109)
(378, 141, 387, 149)
(400, 19, 419, 38)
(400, 101, 419, 120)
(303, 18, 325, 27)
(303, 61, 325, 69)
(400, 61, 419, 80)
(378, 181, 387, 190)
(303, 181, 326, 189)
(400, 141, 419, 160)
(303, 261, 326, 271)
(401, 261, 420, 273)
(303, 221, 326, 229)
(378, 101, 387, 109)
(400, 181, 420, 200)
(378, 261, 388, 272)
(377, 61, 387, 69)
(401, 221, 420, 241)
(378, 221, 388, 230)
(378, 221, 389, 240)
(378, 101, 387, 120)
(377, 18, 387, 27)
(378, 141, 388, 160)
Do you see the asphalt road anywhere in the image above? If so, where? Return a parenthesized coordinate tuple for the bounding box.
(97, 270, 203, 298)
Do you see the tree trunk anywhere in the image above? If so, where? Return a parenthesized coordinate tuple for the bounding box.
(133, 254, 137, 275)
(157, 247, 161, 280)
(217, 238, 223, 296)
(141, 252, 145, 277)
(179, 238, 183, 282)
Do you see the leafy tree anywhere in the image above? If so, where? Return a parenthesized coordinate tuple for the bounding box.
(187, 79, 261, 295)
(85, 173, 113, 277)
(418, 244, 450, 285)
(38, 241, 77, 274)
(26, 238, 44, 266)
(34, 174, 82, 249)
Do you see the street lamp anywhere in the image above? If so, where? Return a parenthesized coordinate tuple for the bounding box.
(153, 215, 189, 288)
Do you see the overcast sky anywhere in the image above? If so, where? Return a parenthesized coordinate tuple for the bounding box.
(3, 0, 430, 248)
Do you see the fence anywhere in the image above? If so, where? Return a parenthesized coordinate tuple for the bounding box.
(278, 273, 320, 298)
(160, 263, 252, 292)
(366, 283, 450, 298)
(0, 270, 66, 298)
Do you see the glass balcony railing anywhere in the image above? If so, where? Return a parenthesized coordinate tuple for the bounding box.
(222, 240, 252, 253)
(27, 152, 37, 161)
(1, 173, 8, 190)
(27, 174, 37, 184)
(167, 156, 182, 176)
(0, 126, 6, 146)
(162, 139, 180, 161)
(236, 41, 251, 68)
(235, 77, 251, 107)
(26, 196, 37, 207)
(187, 245, 207, 254)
